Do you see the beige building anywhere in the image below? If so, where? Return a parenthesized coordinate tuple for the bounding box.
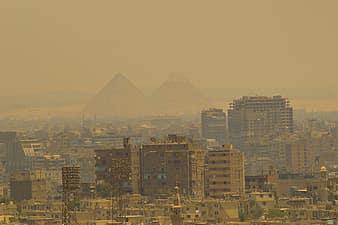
(285, 138, 315, 175)
(248, 192, 275, 209)
(182, 198, 240, 224)
(205, 145, 245, 198)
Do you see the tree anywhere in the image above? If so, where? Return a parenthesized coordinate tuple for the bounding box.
(96, 182, 112, 198)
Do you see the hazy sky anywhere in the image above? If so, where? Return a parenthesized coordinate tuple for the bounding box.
(0, 0, 337, 96)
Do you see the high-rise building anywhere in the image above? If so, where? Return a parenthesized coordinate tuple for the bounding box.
(334, 122, 338, 148)
(319, 166, 329, 202)
(228, 96, 293, 152)
(62, 166, 80, 225)
(205, 144, 245, 198)
(201, 108, 227, 145)
(0, 143, 6, 185)
(141, 135, 205, 198)
(0, 132, 27, 173)
(94, 138, 140, 194)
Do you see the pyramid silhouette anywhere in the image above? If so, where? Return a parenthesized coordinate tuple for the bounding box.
(84, 74, 147, 117)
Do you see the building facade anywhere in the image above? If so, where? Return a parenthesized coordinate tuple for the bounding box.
(285, 138, 316, 175)
(205, 144, 245, 198)
(141, 136, 205, 198)
(10, 170, 47, 201)
(94, 138, 140, 194)
(201, 108, 227, 145)
(0, 132, 27, 173)
(228, 96, 293, 152)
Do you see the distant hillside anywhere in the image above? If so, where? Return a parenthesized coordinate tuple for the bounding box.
(0, 92, 91, 115)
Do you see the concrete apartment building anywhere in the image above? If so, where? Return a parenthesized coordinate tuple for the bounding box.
(201, 108, 227, 145)
(10, 170, 47, 201)
(205, 144, 245, 198)
(64, 149, 96, 184)
(228, 96, 293, 152)
(285, 138, 316, 175)
(94, 138, 140, 194)
(141, 135, 205, 198)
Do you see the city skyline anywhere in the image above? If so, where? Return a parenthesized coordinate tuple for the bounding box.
(0, 1, 337, 224)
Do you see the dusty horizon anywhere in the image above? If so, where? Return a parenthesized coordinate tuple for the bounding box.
(1, 73, 338, 119)
(1, 0, 337, 97)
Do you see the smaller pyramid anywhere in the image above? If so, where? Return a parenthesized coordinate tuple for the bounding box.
(151, 74, 209, 114)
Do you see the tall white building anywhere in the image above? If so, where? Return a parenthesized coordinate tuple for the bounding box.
(228, 96, 293, 152)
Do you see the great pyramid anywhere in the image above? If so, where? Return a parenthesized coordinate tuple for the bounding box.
(84, 74, 148, 117)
